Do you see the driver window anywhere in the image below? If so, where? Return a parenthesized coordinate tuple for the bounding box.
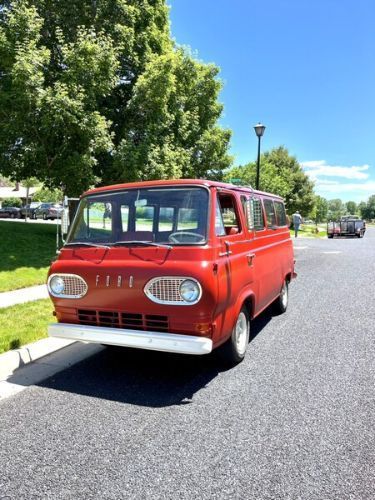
(216, 193, 241, 236)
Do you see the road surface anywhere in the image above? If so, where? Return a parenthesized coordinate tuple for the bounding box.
(0, 230, 374, 499)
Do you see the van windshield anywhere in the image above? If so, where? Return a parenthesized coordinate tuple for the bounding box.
(67, 186, 209, 246)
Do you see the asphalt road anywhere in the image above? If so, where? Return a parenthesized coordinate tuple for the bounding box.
(0, 230, 374, 499)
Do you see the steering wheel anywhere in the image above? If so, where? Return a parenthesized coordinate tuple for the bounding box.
(168, 231, 205, 243)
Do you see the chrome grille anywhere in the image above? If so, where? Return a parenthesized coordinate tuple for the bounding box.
(147, 278, 185, 303)
(48, 274, 88, 298)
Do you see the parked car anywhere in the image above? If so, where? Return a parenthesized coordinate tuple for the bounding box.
(47, 179, 296, 366)
(34, 203, 63, 220)
(0, 206, 21, 218)
(19, 202, 41, 219)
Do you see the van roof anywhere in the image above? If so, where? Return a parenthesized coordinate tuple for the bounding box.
(83, 179, 284, 200)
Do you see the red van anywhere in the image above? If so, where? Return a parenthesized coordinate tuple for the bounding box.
(47, 180, 296, 365)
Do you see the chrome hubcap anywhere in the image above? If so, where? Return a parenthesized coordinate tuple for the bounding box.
(235, 312, 248, 355)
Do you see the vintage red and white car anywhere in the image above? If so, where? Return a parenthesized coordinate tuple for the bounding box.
(47, 179, 296, 365)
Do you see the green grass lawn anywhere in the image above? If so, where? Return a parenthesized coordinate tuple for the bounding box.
(0, 299, 55, 354)
(290, 224, 327, 238)
(0, 221, 57, 292)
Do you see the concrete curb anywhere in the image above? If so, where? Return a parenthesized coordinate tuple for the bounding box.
(0, 337, 75, 381)
(0, 337, 104, 401)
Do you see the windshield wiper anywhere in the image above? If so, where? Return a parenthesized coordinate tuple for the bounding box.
(112, 240, 172, 250)
(64, 242, 110, 249)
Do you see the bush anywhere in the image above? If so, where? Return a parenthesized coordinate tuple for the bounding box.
(1, 197, 22, 207)
(33, 187, 63, 203)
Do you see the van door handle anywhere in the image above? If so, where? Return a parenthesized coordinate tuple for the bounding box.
(247, 253, 255, 266)
(219, 241, 233, 257)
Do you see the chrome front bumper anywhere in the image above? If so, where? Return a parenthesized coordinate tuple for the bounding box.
(48, 323, 213, 355)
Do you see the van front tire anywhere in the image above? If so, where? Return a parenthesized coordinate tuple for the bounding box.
(219, 307, 249, 366)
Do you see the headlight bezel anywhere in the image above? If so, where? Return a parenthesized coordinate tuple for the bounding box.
(144, 276, 202, 305)
(47, 273, 88, 299)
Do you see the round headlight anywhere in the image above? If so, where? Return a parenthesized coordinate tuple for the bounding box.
(179, 279, 200, 303)
(49, 276, 65, 295)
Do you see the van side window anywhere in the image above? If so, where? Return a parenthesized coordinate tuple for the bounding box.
(216, 193, 241, 236)
(215, 199, 226, 236)
(263, 199, 277, 227)
(274, 201, 287, 226)
(241, 195, 253, 230)
(252, 198, 264, 231)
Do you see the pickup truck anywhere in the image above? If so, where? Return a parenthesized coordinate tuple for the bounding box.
(327, 216, 366, 238)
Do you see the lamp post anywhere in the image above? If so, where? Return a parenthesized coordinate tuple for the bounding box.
(254, 122, 266, 190)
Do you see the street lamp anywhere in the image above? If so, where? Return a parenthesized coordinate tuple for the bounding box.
(254, 122, 266, 190)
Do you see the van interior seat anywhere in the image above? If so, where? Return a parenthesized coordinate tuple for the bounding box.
(120, 231, 154, 242)
(225, 226, 239, 235)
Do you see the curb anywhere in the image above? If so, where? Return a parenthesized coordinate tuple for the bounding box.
(0, 337, 104, 401)
(0, 337, 75, 381)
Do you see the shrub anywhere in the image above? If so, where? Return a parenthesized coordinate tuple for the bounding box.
(1, 197, 22, 207)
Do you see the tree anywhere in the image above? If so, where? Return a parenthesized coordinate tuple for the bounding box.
(108, 49, 232, 183)
(1, 197, 22, 207)
(0, 1, 232, 195)
(33, 186, 63, 203)
(224, 146, 315, 216)
(327, 199, 345, 220)
(315, 195, 328, 222)
(358, 201, 367, 219)
(360, 195, 375, 220)
(345, 201, 357, 215)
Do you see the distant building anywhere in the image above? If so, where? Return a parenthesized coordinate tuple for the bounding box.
(0, 184, 38, 207)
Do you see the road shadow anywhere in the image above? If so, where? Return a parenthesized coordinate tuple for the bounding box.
(34, 309, 273, 408)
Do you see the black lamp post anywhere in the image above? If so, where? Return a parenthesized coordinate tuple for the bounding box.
(254, 122, 266, 190)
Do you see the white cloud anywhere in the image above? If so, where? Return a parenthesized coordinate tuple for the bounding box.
(301, 160, 374, 202)
(301, 160, 370, 180)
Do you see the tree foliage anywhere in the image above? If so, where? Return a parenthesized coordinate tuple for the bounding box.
(345, 201, 357, 215)
(32, 186, 63, 202)
(1, 196, 22, 207)
(359, 195, 375, 220)
(0, 0, 232, 195)
(224, 146, 315, 216)
(327, 199, 345, 220)
(314, 195, 328, 222)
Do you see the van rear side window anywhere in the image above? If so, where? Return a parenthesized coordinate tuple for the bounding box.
(263, 199, 277, 227)
(252, 198, 264, 231)
(274, 201, 287, 226)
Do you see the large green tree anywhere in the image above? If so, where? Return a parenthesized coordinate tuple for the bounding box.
(359, 194, 375, 220)
(327, 199, 345, 220)
(224, 146, 315, 216)
(0, 0, 232, 195)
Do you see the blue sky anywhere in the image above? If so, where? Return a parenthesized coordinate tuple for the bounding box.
(169, 0, 375, 202)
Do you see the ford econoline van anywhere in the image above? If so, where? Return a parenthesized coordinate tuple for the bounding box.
(47, 180, 296, 365)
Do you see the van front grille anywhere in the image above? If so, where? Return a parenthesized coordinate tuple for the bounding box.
(77, 309, 169, 332)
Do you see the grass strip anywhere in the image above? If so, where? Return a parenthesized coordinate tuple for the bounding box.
(0, 221, 57, 292)
(0, 299, 55, 354)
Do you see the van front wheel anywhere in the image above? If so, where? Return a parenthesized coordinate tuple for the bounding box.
(274, 280, 289, 314)
(219, 307, 249, 365)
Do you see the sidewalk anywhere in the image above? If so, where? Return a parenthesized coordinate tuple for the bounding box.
(0, 284, 49, 309)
